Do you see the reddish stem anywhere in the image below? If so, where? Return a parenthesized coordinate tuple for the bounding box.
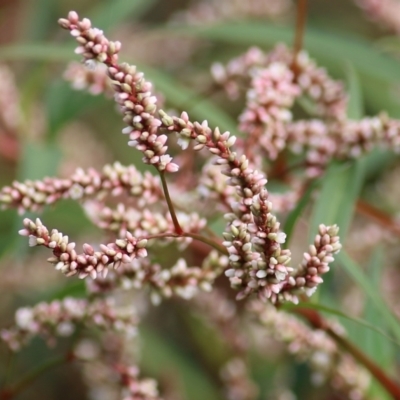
(291, 0, 308, 73)
(294, 308, 400, 399)
(356, 199, 400, 236)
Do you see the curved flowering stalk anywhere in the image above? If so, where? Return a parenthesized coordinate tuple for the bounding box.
(161, 111, 341, 303)
(0, 162, 163, 214)
(58, 12, 178, 173)
(18, 216, 222, 303)
(19, 217, 148, 279)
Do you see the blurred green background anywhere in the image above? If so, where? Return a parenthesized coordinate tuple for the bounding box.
(1, 0, 400, 399)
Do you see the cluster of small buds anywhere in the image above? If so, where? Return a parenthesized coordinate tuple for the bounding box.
(248, 301, 370, 400)
(163, 111, 340, 302)
(78, 349, 163, 400)
(1, 297, 138, 351)
(19, 217, 148, 279)
(239, 63, 300, 159)
(148, 257, 219, 305)
(198, 160, 299, 214)
(339, 115, 400, 157)
(172, 0, 292, 26)
(285, 224, 341, 300)
(213, 44, 348, 121)
(220, 358, 259, 400)
(87, 251, 225, 305)
(293, 50, 348, 120)
(0, 162, 163, 214)
(197, 161, 238, 213)
(212, 47, 268, 100)
(286, 115, 400, 176)
(85, 201, 205, 240)
(223, 189, 293, 302)
(355, 0, 400, 33)
(58, 11, 178, 173)
(63, 61, 112, 96)
(116, 364, 163, 400)
(213, 46, 400, 179)
(285, 119, 336, 177)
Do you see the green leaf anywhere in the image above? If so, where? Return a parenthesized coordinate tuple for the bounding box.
(18, 140, 61, 182)
(23, 0, 59, 41)
(345, 62, 364, 120)
(41, 280, 86, 301)
(374, 35, 400, 56)
(361, 248, 395, 399)
(45, 80, 105, 140)
(12, 141, 62, 257)
(0, 44, 74, 62)
(89, 0, 157, 31)
(283, 179, 318, 245)
(309, 161, 363, 243)
(337, 251, 400, 343)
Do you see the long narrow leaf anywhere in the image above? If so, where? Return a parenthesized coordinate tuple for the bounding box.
(283, 180, 318, 245)
(309, 161, 361, 242)
(337, 251, 400, 342)
(90, 0, 157, 30)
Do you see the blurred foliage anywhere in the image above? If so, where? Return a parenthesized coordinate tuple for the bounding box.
(1, 0, 400, 399)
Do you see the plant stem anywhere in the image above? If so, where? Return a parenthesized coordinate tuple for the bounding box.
(159, 171, 183, 234)
(0, 352, 73, 400)
(145, 231, 228, 256)
(292, 0, 308, 67)
(293, 307, 400, 399)
(356, 199, 400, 236)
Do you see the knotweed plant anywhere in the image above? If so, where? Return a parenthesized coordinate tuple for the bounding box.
(1, 2, 400, 400)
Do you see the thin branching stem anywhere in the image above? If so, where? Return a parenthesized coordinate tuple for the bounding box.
(356, 199, 400, 236)
(159, 171, 183, 234)
(292, 0, 308, 70)
(145, 231, 228, 256)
